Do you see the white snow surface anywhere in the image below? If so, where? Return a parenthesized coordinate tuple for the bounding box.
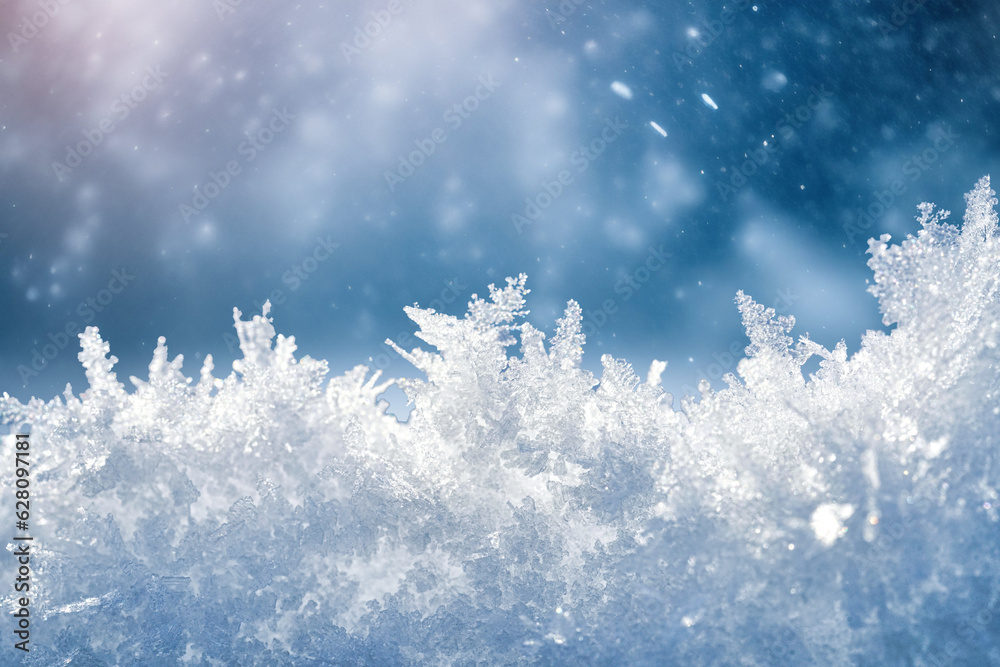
(2, 178, 1000, 664)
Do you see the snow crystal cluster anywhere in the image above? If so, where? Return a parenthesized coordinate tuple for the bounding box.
(3, 178, 999, 665)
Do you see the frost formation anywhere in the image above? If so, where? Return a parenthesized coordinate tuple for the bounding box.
(3, 178, 999, 665)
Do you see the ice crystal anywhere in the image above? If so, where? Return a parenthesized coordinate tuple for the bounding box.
(3, 178, 999, 664)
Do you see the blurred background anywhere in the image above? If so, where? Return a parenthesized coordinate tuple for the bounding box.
(1, 0, 998, 417)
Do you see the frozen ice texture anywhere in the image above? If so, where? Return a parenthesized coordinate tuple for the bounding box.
(3, 178, 999, 664)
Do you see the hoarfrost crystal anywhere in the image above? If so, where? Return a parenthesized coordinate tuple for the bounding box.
(3, 178, 999, 664)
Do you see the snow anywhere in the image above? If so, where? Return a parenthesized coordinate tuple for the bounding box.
(610, 81, 633, 100)
(2, 178, 1000, 663)
(810, 503, 854, 547)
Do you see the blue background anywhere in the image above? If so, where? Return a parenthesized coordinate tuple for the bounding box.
(1, 0, 998, 414)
